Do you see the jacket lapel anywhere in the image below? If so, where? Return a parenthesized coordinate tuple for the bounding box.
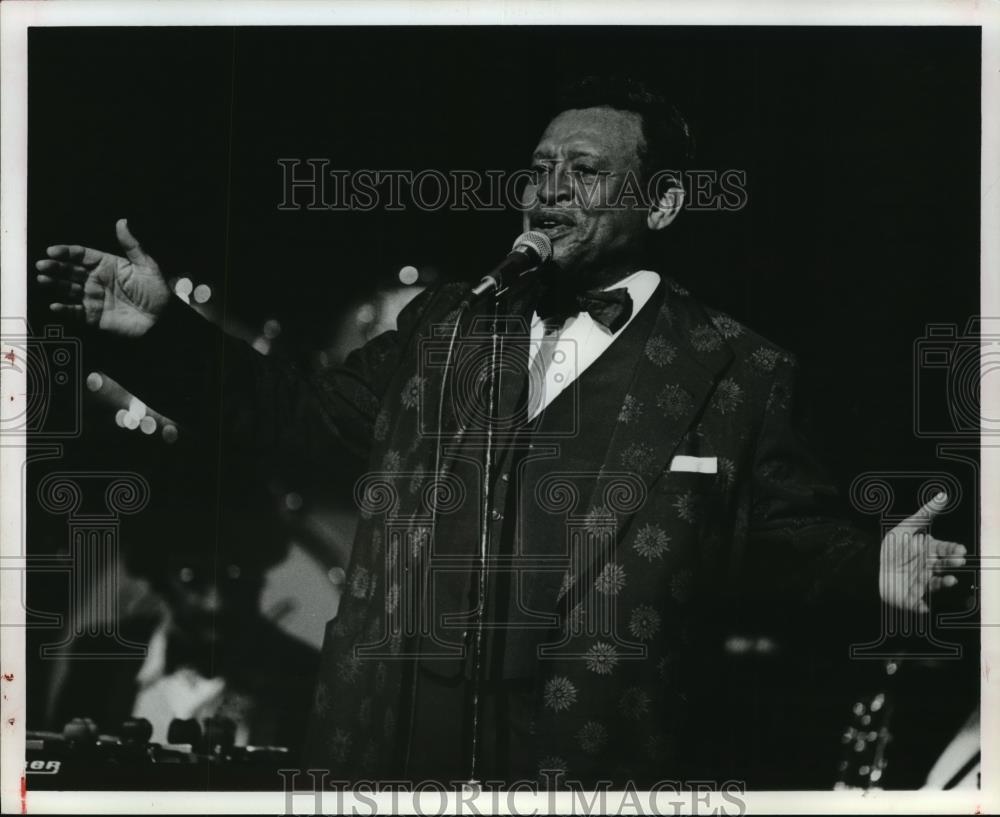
(567, 276, 735, 596)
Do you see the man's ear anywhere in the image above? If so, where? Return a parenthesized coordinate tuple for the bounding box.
(647, 182, 684, 231)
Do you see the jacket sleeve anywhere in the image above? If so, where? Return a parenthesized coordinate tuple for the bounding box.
(92, 288, 439, 468)
(746, 358, 882, 609)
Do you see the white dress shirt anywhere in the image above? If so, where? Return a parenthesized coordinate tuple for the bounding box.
(131, 620, 252, 747)
(526, 270, 661, 420)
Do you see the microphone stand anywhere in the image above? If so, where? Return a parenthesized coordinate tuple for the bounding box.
(402, 287, 510, 786)
(409, 243, 547, 783)
(463, 255, 551, 784)
(466, 292, 502, 786)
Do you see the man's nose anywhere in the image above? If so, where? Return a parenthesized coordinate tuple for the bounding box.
(199, 586, 222, 614)
(535, 166, 572, 206)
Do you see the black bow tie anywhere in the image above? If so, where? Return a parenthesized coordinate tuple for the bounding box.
(535, 286, 634, 333)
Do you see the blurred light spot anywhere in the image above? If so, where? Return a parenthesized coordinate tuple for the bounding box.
(327, 567, 346, 587)
(252, 337, 271, 355)
(318, 350, 331, 368)
(398, 265, 419, 285)
(175, 277, 193, 297)
(127, 397, 146, 418)
(162, 423, 179, 443)
(356, 303, 376, 325)
(123, 413, 140, 430)
(86, 372, 103, 392)
(724, 634, 778, 656)
(139, 415, 156, 435)
(226, 564, 242, 580)
(284, 491, 303, 511)
(192, 284, 212, 304)
(114, 409, 127, 428)
(179, 567, 194, 583)
(262, 319, 282, 340)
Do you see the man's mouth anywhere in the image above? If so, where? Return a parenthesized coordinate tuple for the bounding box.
(530, 211, 574, 238)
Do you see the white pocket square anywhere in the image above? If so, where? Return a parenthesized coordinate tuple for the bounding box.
(669, 455, 718, 474)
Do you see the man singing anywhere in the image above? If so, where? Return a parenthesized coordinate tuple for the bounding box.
(35, 76, 966, 788)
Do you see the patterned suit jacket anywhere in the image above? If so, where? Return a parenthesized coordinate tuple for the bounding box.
(111, 273, 880, 787)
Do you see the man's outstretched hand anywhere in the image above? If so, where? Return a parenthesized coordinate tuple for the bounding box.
(879, 492, 967, 613)
(35, 218, 171, 338)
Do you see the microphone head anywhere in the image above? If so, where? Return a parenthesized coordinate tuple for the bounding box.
(511, 230, 553, 264)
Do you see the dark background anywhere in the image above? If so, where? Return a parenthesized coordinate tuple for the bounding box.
(25, 26, 981, 788)
(26, 26, 982, 464)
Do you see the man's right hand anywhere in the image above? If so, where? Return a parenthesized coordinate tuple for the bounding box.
(35, 218, 171, 338)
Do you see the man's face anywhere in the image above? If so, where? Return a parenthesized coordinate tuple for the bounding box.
(522, 107, 649, 287)
(163, 558, 261, 645)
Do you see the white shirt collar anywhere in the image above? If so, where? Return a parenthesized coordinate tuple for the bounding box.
(525, 270, 661, 419)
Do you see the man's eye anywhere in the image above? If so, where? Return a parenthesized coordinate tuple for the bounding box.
(571, 166, 601, 180)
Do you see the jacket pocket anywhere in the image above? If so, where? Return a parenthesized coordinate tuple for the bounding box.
(656, 470, 724, 494)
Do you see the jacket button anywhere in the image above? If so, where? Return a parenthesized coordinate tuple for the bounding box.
(491, 508, 503, 521)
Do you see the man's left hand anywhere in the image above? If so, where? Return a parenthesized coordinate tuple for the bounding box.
(879, 492, 967, 612)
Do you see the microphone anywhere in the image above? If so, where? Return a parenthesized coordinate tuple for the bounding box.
(468, 231, 552, 298)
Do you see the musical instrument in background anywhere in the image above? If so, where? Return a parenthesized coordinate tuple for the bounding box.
(834, 660, 897, 790)
(25, 716, 291, 791)
(834, 656, 980, 791)
(922, 706, 980, 790)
